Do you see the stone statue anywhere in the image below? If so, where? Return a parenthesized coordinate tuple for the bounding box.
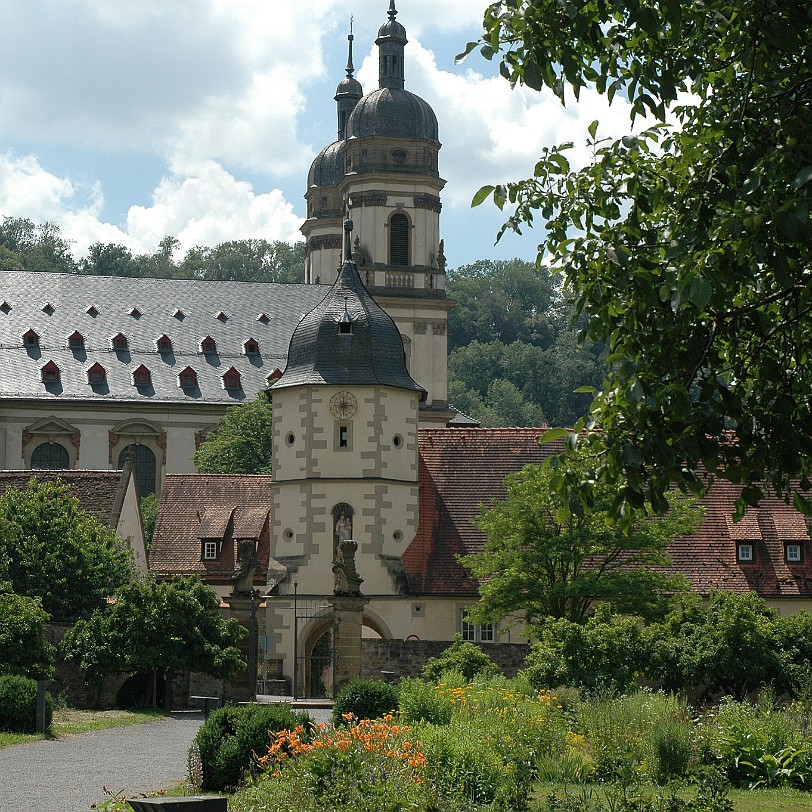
(332, 538, 363, 596)
(335, 513, 352, 544)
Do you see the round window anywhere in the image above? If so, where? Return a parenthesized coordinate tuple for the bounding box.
(393, 434, 404, 449)
(285, 432, 295, 447)
(393, 530, 403, 542)
(283, 528, 294, 541)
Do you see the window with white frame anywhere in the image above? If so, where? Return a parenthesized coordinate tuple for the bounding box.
(737, 542, 754, 563)
(202, 541, 219, 560)
(460, 609, 496, 643)
(785, 542, 803, 564)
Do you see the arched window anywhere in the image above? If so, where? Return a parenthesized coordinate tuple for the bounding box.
(118, 444, 157, 497)
(389, 213, 409, 266)
(32, 442, 69, 469)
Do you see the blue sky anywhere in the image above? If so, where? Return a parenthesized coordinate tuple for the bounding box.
(0, 0, 635, 270)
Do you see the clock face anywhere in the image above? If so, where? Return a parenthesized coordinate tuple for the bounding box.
(330, 390, 357, 419)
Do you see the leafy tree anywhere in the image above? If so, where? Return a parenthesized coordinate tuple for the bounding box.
(522, 606, 647, 694)
(422, 637, 500, 683)
(79, 242, 140, 277)
(447, 258, 561, 350)
(0, 479, 134, 621)
(180, 239, 304, 283)
(462, 445, 703, 626)
(63, 575, 246, 710)
(0, 585, 54, 679)
(194, 394, 274, 474)
(645, 591, 785, 698)
(465, 1, 812, 520)
(0, 217, 77, 274)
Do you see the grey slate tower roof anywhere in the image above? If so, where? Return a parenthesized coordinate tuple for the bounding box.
(346, 1, 438, 142)
(272, 223, 425, 397)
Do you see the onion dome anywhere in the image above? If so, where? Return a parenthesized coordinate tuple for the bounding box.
(272, 221, 425, 397)
(307, 140, 345, 189)
(345, 1, 438, 142)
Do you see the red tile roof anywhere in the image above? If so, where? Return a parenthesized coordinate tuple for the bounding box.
(150, 474, 272, 588)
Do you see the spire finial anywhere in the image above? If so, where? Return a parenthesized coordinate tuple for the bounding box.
(343, 218, 354, 264)
(345, 17, 355, 78)
(388, 0, 397, 21)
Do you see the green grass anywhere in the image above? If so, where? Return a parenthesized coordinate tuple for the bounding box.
(0, 707, 165, 747)
(535, 782, 812, 812)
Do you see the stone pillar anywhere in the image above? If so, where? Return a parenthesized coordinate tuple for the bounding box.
(331, 594, 370, 694)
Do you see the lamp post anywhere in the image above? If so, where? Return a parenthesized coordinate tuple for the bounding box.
(248, 589, 258, 702)
(292, 580, 299, 701)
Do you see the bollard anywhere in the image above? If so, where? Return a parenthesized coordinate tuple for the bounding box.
(36, 679, 53, 734)
(128, 797, 227, 811)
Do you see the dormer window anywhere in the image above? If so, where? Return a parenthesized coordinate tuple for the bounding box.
(129, 307, 142, 318)
(216, 311, 228, 323)
(338, 300, 354, 335)
(68, 331, 84, 349)
(157, 335, 172, 352)
(42, 303, 55, 316)
(244, 338, 259, 355)
(41, 361, 60, 382)
(786, 542, 803, 564)
(133, 365, 151, 386)
(267, 368, 283, 385)
(87, 363, 106, 385)
(173, 309, 185, 321)
(257, 313, 270, 324)
(179, 367, 198, 388)
(202, 540, 219, 560)
(112, 333, 128, 350)
(223, 367, 241, 390)
(201, 336, 217, 354)
(0, 301, 11, 314)
(86, 305, 99, 317)
(23, 329, 39, 347)
(737, 542, 754, 563)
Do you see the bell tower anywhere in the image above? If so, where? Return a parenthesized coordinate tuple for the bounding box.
(301, 2, 453, 425)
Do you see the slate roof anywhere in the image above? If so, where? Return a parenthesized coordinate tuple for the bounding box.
(149, 474, 272, 587)
(0, 271, 327, 405)
(0, 468, 131, 529)
(272, 258, 425, 396)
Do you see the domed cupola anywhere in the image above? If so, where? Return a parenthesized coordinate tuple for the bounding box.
(274, 221, 426, 397)
(345, 1, 439, 143)
(307, 141, 345, 190)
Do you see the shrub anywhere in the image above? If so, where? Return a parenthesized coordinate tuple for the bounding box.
(193, 702, 311, 791)
(332, 678, 398, 726)
(422, 637, 500, 683)
(0, 675, 51, 733)
(0, 589, 54, 679)
(398, 677, 454, 725)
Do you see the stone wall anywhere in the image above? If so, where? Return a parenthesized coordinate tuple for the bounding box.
(360, 639, 530, 681)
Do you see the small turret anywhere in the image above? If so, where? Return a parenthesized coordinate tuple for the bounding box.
(376, 0, 407, 90)
(335, 24, 363, 140)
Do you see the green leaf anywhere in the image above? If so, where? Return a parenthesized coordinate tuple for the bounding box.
(792, 166, 812, 188)
(588, 120, 599, 140)
(688, 277, 712, 309)
(454, 42, 479, 64)
(540, 427, 570, 444)
(471, 185, 496, 207)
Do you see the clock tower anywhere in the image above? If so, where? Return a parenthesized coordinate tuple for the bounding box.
(269, 221, 423, 599)
(302, 2, 453, 425)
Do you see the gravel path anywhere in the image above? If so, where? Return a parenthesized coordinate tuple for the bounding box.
(0, 713, 204, 812)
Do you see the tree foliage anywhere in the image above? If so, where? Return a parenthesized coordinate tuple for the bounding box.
(447, 259, 607, 427)
(194, 394, 274, 474)
(0, 585, 54, 679)
(0, 217, 77, 274)
(0, 479, 134, 621)
(63, 575, 246, 706)
(465, 1, 812, 520)
(462, 445, 704, 626)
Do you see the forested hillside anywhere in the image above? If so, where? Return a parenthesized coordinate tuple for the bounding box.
(0, 217, 606, 428)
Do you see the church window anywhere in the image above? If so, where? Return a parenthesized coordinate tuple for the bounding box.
(389, 213, 409, 266)
(118, 444, 156, 497)
(31, 442, 70, 469)
(339, 426, 349, 448)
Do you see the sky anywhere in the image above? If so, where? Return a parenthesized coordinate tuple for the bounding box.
(0, 0, 637, 270)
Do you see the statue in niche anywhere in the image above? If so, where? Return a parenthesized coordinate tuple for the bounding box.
(332, 538, 363, 596)
(335, 513, 352, 544)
